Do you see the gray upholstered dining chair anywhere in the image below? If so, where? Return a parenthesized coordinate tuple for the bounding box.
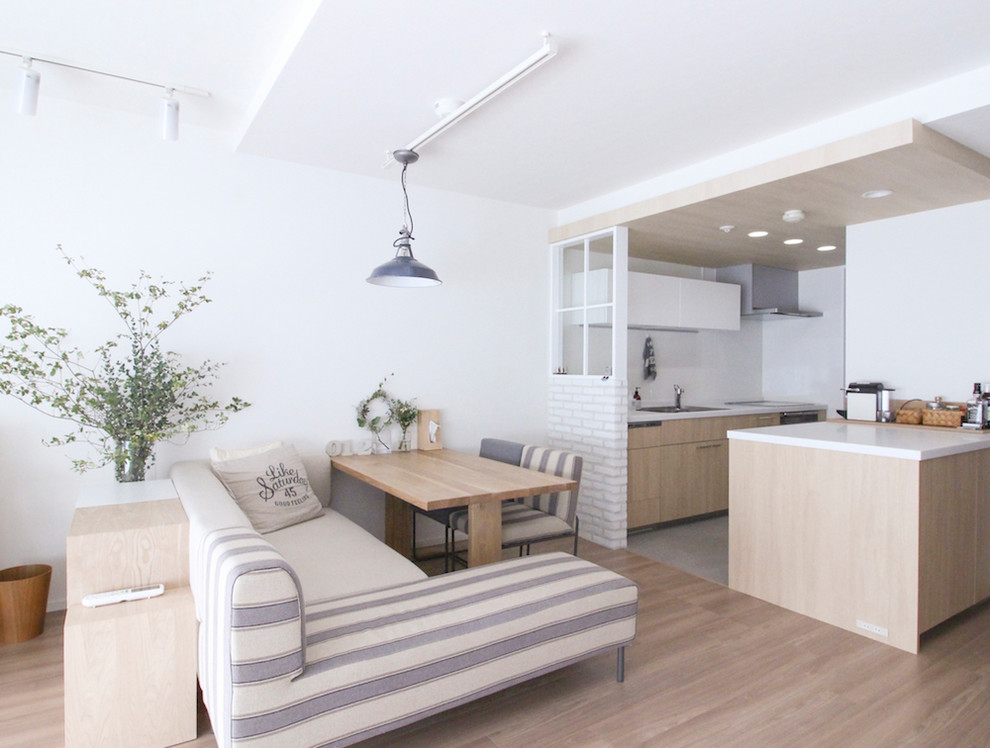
(444, 441, 583, 569)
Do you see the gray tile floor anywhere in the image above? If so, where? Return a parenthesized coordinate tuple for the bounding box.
(626, 514, 728, 585)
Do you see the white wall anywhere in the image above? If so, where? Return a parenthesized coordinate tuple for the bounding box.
(846, 199, 990, 402)
(762, 266, 846, 415)
(0, 98, 553, 609)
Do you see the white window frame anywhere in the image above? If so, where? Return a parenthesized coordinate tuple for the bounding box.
(549, 226, 628, 379)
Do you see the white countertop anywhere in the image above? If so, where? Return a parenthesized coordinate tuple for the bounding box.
(628, 400, 827, 424)
(727, 420, 990, 460)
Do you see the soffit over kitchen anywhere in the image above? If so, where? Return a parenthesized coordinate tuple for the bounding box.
(550, 120, 990, 271)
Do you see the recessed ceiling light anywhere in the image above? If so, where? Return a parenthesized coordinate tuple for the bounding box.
(748, 230, 769, 238)
(783, 238, 803, 245)
(861, 189, 893, 199)
(817, 245, 837, 252)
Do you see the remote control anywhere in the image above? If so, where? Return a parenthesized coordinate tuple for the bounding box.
(82, 583, 165, 607)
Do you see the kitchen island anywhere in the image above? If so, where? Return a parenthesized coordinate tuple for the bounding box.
(728, 421, 990, 652)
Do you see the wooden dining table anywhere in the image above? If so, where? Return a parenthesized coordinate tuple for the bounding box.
(330, 448, 578, 567)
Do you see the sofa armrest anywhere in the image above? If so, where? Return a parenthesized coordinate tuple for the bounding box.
(198, 528, 305, 748)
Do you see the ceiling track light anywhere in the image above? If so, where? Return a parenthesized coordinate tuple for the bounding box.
(2, 48, 210, 138)
(160, 88, 179, 141)
(383, 31, 558, 166)
(367, 149, 442, 288)
(16, 56, 40, 115)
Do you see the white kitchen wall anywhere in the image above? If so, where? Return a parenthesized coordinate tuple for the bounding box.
(0, 97, 552, 609)
(627, 326, 763, 406)
(846, 198, 990, 403)
(761, 266, 846, 415)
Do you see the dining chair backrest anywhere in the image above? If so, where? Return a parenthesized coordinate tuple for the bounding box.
(479, 438, 525, 466)
(519, 445, 582, 528)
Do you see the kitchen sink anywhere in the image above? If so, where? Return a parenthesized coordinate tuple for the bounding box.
(640, 405, 727, 413)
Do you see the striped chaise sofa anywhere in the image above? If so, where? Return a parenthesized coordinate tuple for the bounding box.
(171, 453, 638, 747)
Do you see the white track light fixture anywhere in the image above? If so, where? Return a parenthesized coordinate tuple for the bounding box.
(16, 56, 40, 116)
(160, 88, 179, 141)
(384, 31, 557, 165)
(367, 150, 442, 287)
(2, 48, 210, 138)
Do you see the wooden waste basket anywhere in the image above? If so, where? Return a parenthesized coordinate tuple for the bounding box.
(0, 564, 52, 643)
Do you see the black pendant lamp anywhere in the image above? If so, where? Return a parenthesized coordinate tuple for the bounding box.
(367, 149, 442, 287)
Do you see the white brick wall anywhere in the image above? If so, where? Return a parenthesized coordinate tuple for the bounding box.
(548, 376, 628, 549)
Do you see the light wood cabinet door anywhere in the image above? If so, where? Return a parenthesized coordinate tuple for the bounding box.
(725, 413, 781, 431)
(627, 411, 797, 529)
(628, 445, 661, 528)
(659, 440, 728, 521)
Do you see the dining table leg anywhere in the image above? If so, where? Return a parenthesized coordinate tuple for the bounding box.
(467, 501, 502, 567)
(384, 493, 414, 560)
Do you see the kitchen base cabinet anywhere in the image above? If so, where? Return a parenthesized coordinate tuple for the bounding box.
(659, 440, 729, 520)
(627, 411, 784, 530)
(628, 426, 662, 528)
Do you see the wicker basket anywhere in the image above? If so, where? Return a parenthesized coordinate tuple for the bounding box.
(922, 408, 964, 428)
(896, 409, 923, 425)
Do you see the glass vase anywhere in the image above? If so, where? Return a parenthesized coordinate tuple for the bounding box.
(112, 438, 154, 482)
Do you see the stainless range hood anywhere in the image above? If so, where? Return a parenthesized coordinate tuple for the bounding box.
(715, 264, 823, 319)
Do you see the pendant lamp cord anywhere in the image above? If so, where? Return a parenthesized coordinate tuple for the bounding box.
(394, 161, 414, 249)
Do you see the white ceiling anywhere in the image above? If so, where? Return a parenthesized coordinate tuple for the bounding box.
(4, 0, 990, 212)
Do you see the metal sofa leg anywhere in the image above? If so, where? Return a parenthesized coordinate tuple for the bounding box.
(617, 646, 625, 683)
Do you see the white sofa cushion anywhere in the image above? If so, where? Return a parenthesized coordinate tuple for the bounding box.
(265, 511, 426, 603)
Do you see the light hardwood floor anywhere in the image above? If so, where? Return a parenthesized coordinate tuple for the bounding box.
(4, 539, 990, 746)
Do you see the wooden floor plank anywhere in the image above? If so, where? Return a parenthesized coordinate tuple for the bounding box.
(3, 541, 990, 747)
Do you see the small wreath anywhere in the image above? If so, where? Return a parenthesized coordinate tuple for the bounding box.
(356, 381, 394, 435)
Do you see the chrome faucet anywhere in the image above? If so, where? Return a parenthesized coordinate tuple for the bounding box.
(674, 384, 684, 409)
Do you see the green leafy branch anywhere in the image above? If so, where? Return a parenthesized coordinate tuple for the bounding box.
(0, 246, 250, 481)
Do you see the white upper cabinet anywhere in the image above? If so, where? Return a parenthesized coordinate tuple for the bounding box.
(679, 276, 740, 330)
(628, 273, 680, 328)
(628, 272, 740, 331)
